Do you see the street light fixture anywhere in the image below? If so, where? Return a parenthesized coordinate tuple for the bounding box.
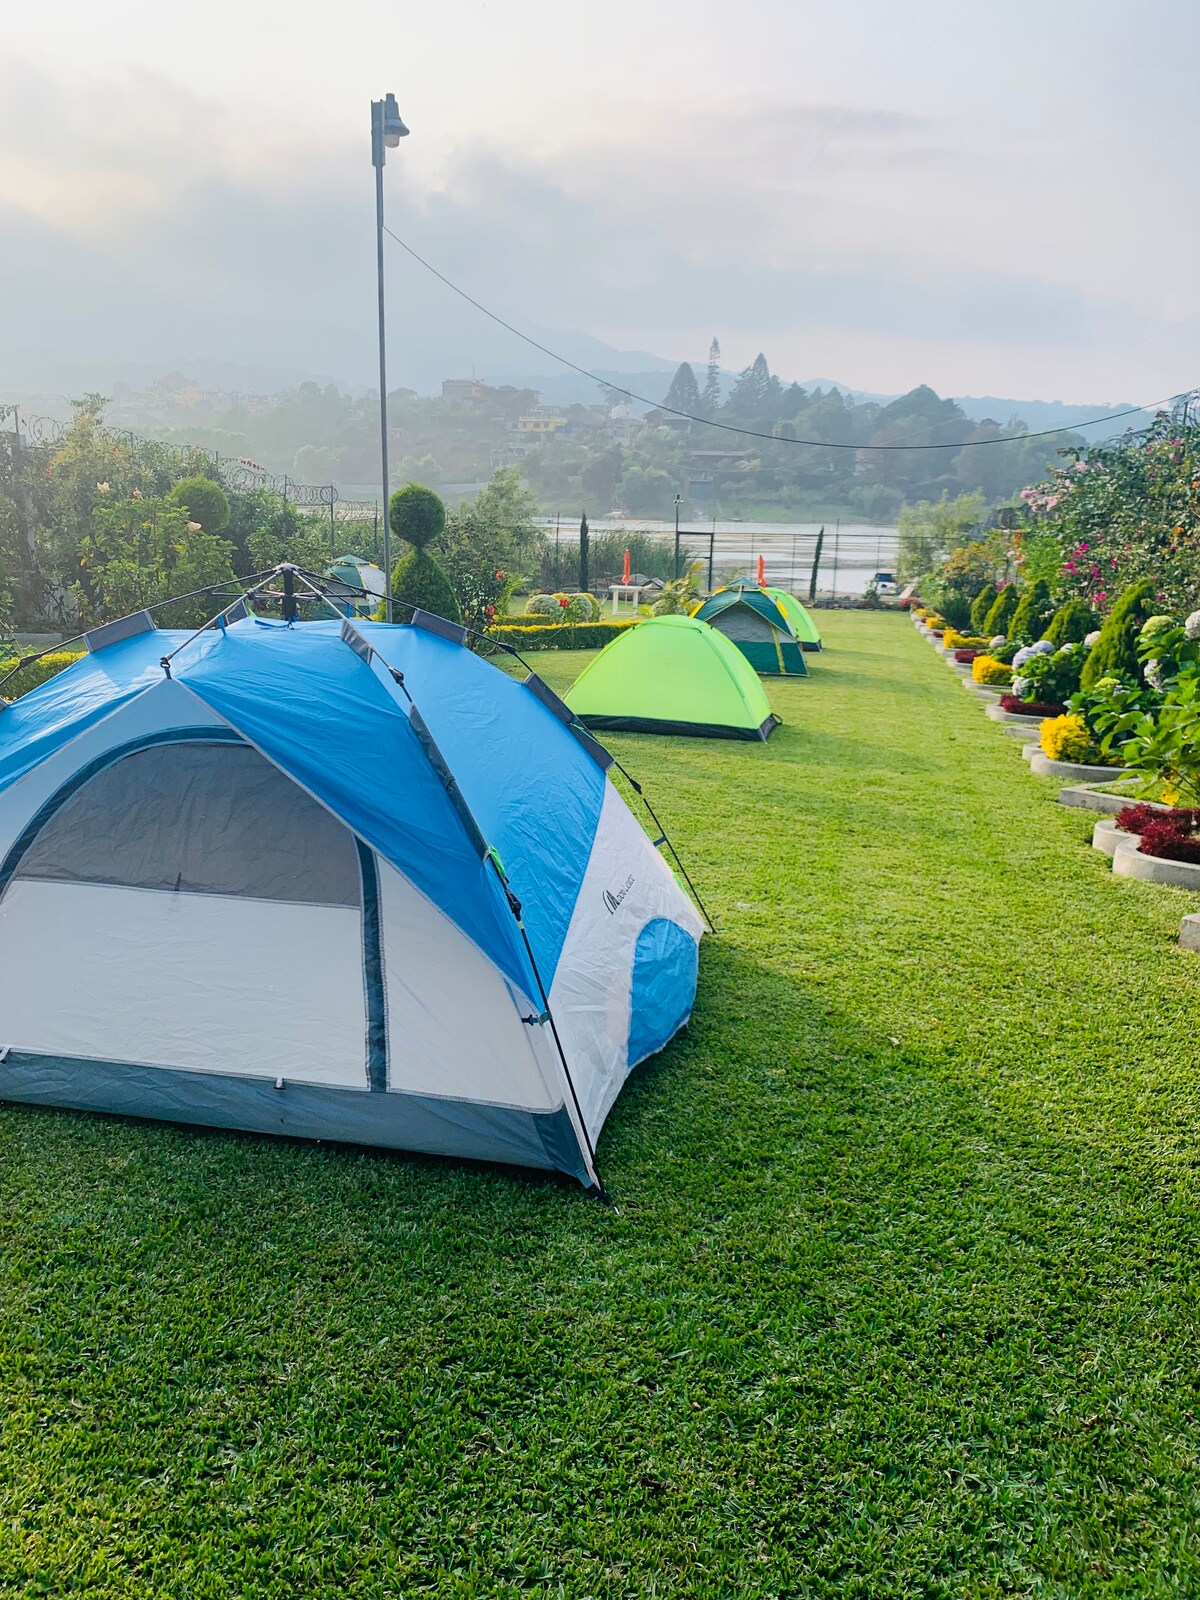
(371, 92, 410, 620)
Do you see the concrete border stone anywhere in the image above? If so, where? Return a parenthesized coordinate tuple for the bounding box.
(1030, 752, 1129, 781)
(1181, 914, 1200, 951)
(1112, 836, 1200, 889)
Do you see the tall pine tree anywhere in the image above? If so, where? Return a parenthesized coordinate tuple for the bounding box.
(662, 362, 701, 415)
(578, 512, 590, 594)
(702, 337, 722, 415)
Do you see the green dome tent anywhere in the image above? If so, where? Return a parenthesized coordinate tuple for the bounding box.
(565, 616, 780, 740)
(693, 584, 809, 676)
(764, 587, 822, 651)
(324, 554, 387, 617)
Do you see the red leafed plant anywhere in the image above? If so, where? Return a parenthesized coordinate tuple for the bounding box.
(1115, 802, 1200, 835)
(1138, 819, 1200, 863)
(954, 648, 980, 663)
(999, 694, 1065, 717)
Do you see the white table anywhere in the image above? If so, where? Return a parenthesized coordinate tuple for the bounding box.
(609, 583, 643, 615)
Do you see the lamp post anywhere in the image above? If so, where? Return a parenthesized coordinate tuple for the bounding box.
(371, 92, 409, 620)
(673, 493, 682, 579)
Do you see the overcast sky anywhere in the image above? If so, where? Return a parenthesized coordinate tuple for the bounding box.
(3, 0, 1199, 401)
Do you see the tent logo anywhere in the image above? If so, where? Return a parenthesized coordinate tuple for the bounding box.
(603, 874, 635, 915)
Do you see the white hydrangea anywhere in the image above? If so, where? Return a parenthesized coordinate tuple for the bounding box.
(1012, 646, 1035, 669)
(1030, 640, 1055, 657)
(1145, 659, 1166, 693)
(1084, 630, 1101, 648)
(1186, 611, 1200, 640)
(1012, 676, 1032, 698)
(990, 635, 1007, 649)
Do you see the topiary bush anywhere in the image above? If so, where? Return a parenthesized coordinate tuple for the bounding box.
(1009, 578, 1053, 643)
(982, 586, 1019, 638)
(1080, 577, 1158, 690)
(526, 593, 562, 617)
(564, 592, 600, 622)
(389, 483, 445, 551)
(970, 584, 998, 633)
(388, 483, 461, 625)
(391, 549, 462, 624)
(1043, 597, 1098, 646)
(168, 474, 230, 535)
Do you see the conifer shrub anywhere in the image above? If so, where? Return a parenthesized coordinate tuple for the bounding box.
(1079, 578, 1158, 691)
(1043, 597, 1098, 647)
(1009, 579, 1053, 643)
(970, 584, 998, 633)
(982, 586, 1019, 637)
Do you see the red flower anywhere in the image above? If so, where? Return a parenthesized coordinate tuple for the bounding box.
(495, 570, 506, 581)
(559, 596, 569, 608)
(485, 604, 495, 618)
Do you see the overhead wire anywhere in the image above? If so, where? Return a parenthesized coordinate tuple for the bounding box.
(381, 225, 1179, 451)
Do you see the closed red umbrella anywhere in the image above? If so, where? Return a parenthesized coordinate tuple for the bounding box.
(623, 548, 631, 583)
(756, 554, 766, 586)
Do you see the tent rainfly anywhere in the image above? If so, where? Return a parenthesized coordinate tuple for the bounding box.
(324, 554, 387, 617)
(565, 615, 780, 740)
(0, 611, 707, 1192)
(692, 584, 809, 677)
(765, 587, 822, 651)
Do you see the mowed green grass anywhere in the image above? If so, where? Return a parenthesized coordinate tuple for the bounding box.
(4, 612, 1200, 1598)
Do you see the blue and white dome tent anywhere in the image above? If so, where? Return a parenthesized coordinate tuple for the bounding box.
(0, 572, 708, 1193)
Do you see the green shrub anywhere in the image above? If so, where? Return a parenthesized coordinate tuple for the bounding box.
(982, 586, 1019, 637)
(1043, 598, 1098, 646)
(1080, 578, 1158, 691)
(0, 651, 84, 701)
(486, 620, 640, 651)
(389, 483, 445, 551)
(526, 593, 562, 617)
(168, 474, 229, 535)
(391, 549, 462, 624)
(969, 583, 998, 632)
(1009, 578, 1053, 643)
(971, 655, 1013, 686)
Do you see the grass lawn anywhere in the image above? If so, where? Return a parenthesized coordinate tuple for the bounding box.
(5, 611, 1200, 1597)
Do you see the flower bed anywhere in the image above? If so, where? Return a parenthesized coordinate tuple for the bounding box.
(999, 694, 1064, 718)
(972, 655, 1013, 687)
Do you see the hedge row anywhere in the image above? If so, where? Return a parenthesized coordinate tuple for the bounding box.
(0, 652, 85, 701)
(486, 620, 641, 651)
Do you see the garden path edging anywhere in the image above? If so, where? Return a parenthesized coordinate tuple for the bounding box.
(1112, 836, 1200, 890)
(1030, 753, 1130, 781)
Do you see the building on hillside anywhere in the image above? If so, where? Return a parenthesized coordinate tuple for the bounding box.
(514, 406, 570, 440)
(441, 378, 502, 405)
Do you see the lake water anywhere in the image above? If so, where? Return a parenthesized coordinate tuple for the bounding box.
(548, 518, 899, 598)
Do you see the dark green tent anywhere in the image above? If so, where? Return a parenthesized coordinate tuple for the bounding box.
(692, 584, 809, 676)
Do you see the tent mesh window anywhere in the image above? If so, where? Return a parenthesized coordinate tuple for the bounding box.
(715, 605, 778, 644)
(13, 742, 362, 907)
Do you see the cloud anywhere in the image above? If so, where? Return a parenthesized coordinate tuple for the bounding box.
(0, 60, 1165, 398)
